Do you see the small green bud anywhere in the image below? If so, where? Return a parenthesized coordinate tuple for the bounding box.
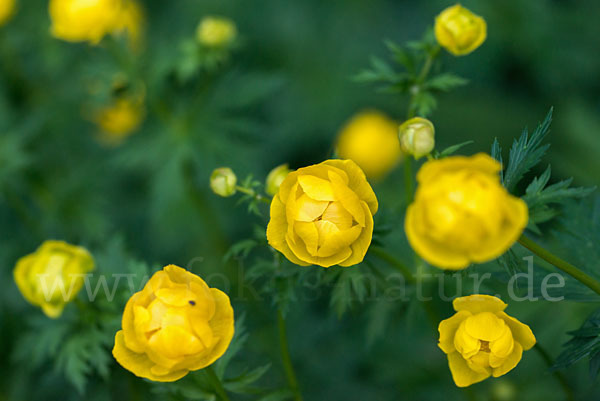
(210, 167, 237, 197)
(265, 164, 291, 196)
(399, 117, 435, 159)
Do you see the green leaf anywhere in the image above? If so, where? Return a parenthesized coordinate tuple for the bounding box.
(437, 140, 474, 158)
(384, 39, 416, 74)
(425, 73, 468, 92)
(329, 267, 369, 317)
(553, 308, 600, 375)
(412, 91, 437, 118)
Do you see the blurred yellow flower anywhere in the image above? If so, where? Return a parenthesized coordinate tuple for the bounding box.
(336, 111, 403, 180)
(196, 16, 237, 47)
(49, 0, 122, 44)
(434, 4, 486, 56)
(210, 167, 237, 197)
(13, 240, 94, 318)
(267, 159, 378, 267)
(405, 153, 528, 270)
(113, 0, 144, 50)
(398, 117, 435, 159)
(438, 295, 536, 387)
(265, 164, 291, 196)
(0, 0, 16, 26)
(112, 265, 235, 382)
(94, 97, 145, 145)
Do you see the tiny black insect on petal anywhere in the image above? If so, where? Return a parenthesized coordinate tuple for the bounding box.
(189, 300, 196, 306)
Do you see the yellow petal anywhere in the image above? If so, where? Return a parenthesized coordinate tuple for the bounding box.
(466, 351, 491, 374)
(496, 312, 536, 350)
(454, 321, 480, 359)
(490, 327, 515, 358)
(14, 254, 41, 306)
(321, 201, 353, 230)
(297, 175, 336, 201)
(155, 287, 196, 307)
(323, 159, 378, 215)
(295, 194, 329, 222)
(492, 342, 523, 378)
(464, 312, 507, 342)
(438, 310, 471, 354)
(278, 171, 299, 203)
(447, 352, 491, 387)
(287, 230, 353, 267)
(112, 331, 189, 382)
(122, 293, 145, 353)
(294, 221, 319, 255)
(338, 201, 373, 267)
(266, 195, 310, 266)
(453, 295, 507, 314)
(328, 170, 365, 226)
(316, 222, 362, 258)
(148, 326, 204, 359)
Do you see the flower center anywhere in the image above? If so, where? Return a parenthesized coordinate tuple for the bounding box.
(479, 340, 491, 353)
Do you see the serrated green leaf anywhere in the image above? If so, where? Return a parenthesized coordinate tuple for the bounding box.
(425, 73, 468, 92)
(438, 141, 474, 158)
(384, 39, 416, 74)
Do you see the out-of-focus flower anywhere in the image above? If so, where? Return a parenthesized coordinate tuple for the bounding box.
(405, 153, 528, 270)
(94, 97, 145, 146)
(0, 0, 16, 26)
(13, 240, 94, 318)
(438, 295, 536, 387)
(336, 111, 403, 180)
(434, 4, 487, 56)
(196, 16, 237, 47)
(267, 159, 378, 267)
(210, 168, 237, 197)
(398, 117, 435, 159)
(49, 0, 123, 44)
(112, 265, 235, 382)
(265, 164, 291, 196)
(113, 0, 144, 51)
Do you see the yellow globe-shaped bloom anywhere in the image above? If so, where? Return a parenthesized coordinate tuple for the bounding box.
(267, 159, 378, 267)
(405, 153, 528, 270)
(94, 97, 145, 145)
(0, 0, 16, 26)
(434, 4, 487, 56)
(438, 295, 536, 387)
(336, 111, 403, 180)
(112, 265, 235, 382)
(196, 16, 237, 47)
(13, 240, 95, 318)
(49, 0, 123, 44)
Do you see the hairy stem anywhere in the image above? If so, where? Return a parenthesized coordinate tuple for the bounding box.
(206, 365, 231, 401)
(277, 310, 303, 401)
(518, 234, 600, 296)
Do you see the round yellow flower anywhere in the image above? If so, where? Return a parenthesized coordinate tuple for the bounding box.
(210, 167, 237, 197)
(112, 265, 235, 382)
(438, 295, 536, 387)
(49, 0, 123, 44)
(398, 117, 435, 159)
(265, 163, 291, 196)
(336, 111, 403, 180)
(196, 16, 237, 47)
(405, 153, 528, 270)
(434, 4, 487, 56)
(13, 240, 95, 318)
(0, 0, 16, 26)
(267, 159, 378, 268)
(94, 97, 145, 145)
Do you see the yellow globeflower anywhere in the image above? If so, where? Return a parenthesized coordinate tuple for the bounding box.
(49, 0, 123, 44)
(267, 159, 378, 268)
(434, 4, 487, 56)
(210, 167, 237, 197)
(94, 97, 145, 145)
(265, 164, 291, 196)
(405, 153, 528, 270)
(438, 295, 536, 387)
(196, 16, 237, 47)
(336, 111, 403, 180)
(0, 0, 16, 26)
(398, 117, 435, 159)
(112, 265, 235, 382)
(13, 240, 95, 318)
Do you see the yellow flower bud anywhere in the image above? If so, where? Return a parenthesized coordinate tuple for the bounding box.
(13, 240, 95, 318)
(267, 159, 378, 267)
(49, 0, 123, 44)
(196, 16, 237, 47)
(438, 295, 536, 387)
(434, 4, 487, 56)
(94, 97, 145, 145)
(398, 117, 435, 159)
(112, 265, 235, 382)
(405, 154, 528, 269)
(265, 164, 291, 196)
(210, 167, 237, 197)
(336, 111, 403, 180)
(0, 0, 16, 26)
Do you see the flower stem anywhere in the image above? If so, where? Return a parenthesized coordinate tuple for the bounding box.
(534, 344, 575, 401)
(235, 186, 271, 204)
(518, 234, 600, 296)
(369, 246, 414, 283)
(205, 365, 231, 401)
(277, 310, 303, 401)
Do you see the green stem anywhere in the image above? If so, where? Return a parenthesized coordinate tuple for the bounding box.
(205, 366, 231, 401)
(534, 344, 575, 401)
(518, 234, 600, 296)
(403, 157, 413, 206)
(277, 310, 303, 401)
(235, 186, 271, 204)
(369, 246, 414, 283)
(407, 45, 441, 119)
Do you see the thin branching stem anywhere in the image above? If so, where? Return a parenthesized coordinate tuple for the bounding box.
(206, 365, 231, 401)
(277, 310, 303, 401)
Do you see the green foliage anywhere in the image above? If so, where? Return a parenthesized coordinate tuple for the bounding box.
(554, 308, 600, 379)
(434, 140, 474, 158)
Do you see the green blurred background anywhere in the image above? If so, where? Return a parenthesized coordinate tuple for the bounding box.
(1, 0, 600, 400)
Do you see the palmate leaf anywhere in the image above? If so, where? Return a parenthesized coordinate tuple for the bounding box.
(328, 266, 370, 318)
